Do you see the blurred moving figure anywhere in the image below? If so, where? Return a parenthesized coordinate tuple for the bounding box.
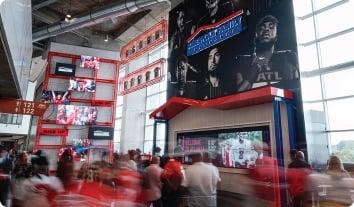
(0, 145, 13, 206)
(326, 155, 350, 178)
(182, 152, 221, 207)
(307, 155, 354, 206)
(203, 152, 220, 179)
(288, 151, 311, 169)
(289, 149, 297, 164)
(145, 156, 163, 207)
(14, 153, 64, 207)
(13, 152, 32, 179)
(287, 151, 312, 207)
(56, 149, 74, 191)
(161, 156, 185, 207)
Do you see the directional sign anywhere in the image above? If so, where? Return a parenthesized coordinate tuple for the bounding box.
(0, 100, 49, 116)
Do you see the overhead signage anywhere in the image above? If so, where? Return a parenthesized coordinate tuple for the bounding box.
(0, 100, 49, 116)
(187, 10, 244, 56)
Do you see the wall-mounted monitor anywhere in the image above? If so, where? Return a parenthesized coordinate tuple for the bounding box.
(80, 55, 100, 70)
(56, 105, 98, 125)
(88, 126, 114, 140)
(68, 78, 96, 92)
(41, 90, 70, 104)
(55, 63, 76, 76)
(176, 126, 270, 169)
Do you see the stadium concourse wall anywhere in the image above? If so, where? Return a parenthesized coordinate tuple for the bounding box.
(168, 103, 291, 195)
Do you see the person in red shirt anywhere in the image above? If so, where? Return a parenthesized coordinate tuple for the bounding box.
(160, 156, 185, 207)
(51, 90, 69, 104)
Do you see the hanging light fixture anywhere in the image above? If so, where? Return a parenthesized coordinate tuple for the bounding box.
(65, 0, 72, 22)
(104, 34, 109, 42)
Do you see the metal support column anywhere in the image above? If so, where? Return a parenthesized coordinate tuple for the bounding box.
(152, 119, 168, 155)
(273, 97, 287, 207)
(153, 120, 158, 155)
(286, 100, 297, 150)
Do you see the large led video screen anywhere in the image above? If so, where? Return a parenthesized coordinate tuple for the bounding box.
(176, 126, 270, 168)
(167, 0, 300, 100)
(41, 90, 70, 104)
(80, 55, 100, 70)
(68, 78, 96, 92)
(56, 105, 98, 125)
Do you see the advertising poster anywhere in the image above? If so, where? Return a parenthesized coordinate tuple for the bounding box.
(168, 0, 299, 100)
(168, 0, 305, 147)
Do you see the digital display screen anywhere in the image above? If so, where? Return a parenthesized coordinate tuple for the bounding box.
(55, 63, 76, 76)
(88, 127, 114, 140)
(56, 105, 98, 125)
(176, 126, 270, 168)
(80, 55, 100, 70)
(68, 78, 96, 92)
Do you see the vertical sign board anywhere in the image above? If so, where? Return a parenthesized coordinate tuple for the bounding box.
(167, 0, 305, 146)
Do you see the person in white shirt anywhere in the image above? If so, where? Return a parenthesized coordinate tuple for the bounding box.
(203, 152, 220, 181)
(146, 156, 163, 207)
(14, 155, 64, 207)
(182, 152, 221, 207)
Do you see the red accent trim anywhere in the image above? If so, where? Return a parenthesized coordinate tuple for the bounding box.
(119, 58, 165, 95)
(91, 100, 114, 107)
(123, 58, 165, 80)
(150, 87, 293, 120)
(35, 146, 61, 150)
(49, 51, 119, 64)
(120, 76, 164, 95)
(186, 10, 244, 43)
(121, 20, 167, 63)
(39, 128, 68, 136)
(48, 74, 116, 84)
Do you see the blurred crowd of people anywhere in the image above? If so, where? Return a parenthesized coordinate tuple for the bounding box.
(0, 146, 220, 207)
(1, 144, 354, 207)
(248, 149, 354, 207)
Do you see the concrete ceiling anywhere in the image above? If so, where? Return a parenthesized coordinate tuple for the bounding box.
(32, 0, 171, 54)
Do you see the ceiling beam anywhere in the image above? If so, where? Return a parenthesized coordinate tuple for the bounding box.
(32, 0, 60, 11)
(110, 9, 151, 40)
(32, 10, 59, 24)
(32, 10, 91, 41)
